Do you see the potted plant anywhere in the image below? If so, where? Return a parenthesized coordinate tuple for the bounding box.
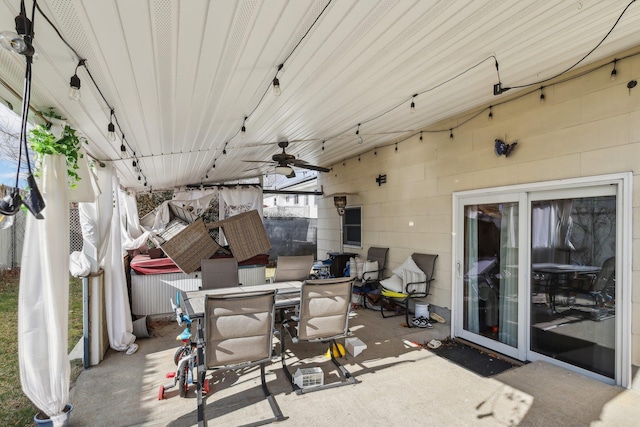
(28, 111, 86, 188)
(33, 404, 74, 426)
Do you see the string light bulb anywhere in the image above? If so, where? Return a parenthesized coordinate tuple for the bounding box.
(449, 129, 454, 140)
(355, 123, 360, 136)
(241, 116, 247, 138)
(68, 74, 81, 101)
(539, 86, 546, 104)
(419, 131, 423, 141)
(395, 143, 398, 152)
(610, 59, 618, 81)
(410, 94, 417, 114)
(272, 77, 281, 96)
(107, 109, 116, 141)
(68, 60, 84, 101)
(273, 64, 283, 96)
(321, 140, 325, 151)
(488, 106, 493, 121)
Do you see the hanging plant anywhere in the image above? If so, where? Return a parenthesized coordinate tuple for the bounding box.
(28, 111, 87, 188)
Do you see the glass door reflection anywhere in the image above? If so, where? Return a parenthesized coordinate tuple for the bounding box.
(463, 202, 519, 347)
(530, 196, 616, 378)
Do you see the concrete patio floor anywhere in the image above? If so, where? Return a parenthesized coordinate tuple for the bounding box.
(68, 307, 640, 426)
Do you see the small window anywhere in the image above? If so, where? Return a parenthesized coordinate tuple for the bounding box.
(343, 206, 362, 247)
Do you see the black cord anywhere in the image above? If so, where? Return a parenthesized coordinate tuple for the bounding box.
(357, 56, 498, 129)
(508, 0, 637, 89)
(35, 2, 145, 180)
(207, 0, 333, 178)
(14, 0, 38, 188)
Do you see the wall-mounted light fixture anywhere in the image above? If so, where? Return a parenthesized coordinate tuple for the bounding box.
(325, 192, 357, 253)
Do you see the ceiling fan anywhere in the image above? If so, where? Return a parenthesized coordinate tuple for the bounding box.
(243, 141, 330, 178)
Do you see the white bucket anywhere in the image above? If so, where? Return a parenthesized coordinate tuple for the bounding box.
(133, 316, 151, 338)
(414, 301, 430, 319)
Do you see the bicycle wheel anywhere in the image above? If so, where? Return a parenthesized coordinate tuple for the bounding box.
(174, 346, 189, 366)
(178, 362, 189, 397)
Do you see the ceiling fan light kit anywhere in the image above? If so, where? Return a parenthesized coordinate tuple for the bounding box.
(275, 165, 293, 176)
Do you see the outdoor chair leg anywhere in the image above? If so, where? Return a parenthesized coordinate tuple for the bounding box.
(259, 363, 288, 423)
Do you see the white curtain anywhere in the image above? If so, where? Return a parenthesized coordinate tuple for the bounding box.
(465, 206, 480, 334)
(18, 155, 70, 425)
(532, 200, 574, 252)
(499, 203, 519, 347)
(220, 185, 263, 219)
(79, 165, 136, 352)
(69, 147, 99, 203)
(120, 189, 150, 251)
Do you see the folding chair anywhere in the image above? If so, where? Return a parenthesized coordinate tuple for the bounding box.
(196, 290, 287, 426)
(280, 277, 359, 394)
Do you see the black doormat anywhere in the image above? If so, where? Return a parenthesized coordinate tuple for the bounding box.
(426, 339, 518, 377)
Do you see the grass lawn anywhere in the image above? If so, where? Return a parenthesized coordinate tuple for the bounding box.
(0, 269, 83, 426)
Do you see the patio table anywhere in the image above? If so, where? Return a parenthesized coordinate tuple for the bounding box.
(531, 264, 600, 312)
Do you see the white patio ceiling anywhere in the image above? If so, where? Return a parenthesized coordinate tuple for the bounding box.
(1, 0, 640, 192)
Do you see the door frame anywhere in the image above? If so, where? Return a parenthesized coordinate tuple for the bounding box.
(452, 172, 632, 387)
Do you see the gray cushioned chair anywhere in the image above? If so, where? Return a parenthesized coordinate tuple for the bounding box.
(200, 257, 239, 289)
(280, 276, 359, 394)
(196, 289, 287, 426)
(273, 254, 314, 282)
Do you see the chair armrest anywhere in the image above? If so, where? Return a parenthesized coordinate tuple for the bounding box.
(405, 277, 434, 297)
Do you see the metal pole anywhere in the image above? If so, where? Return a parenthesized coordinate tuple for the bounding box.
(82, 276, 90, 370)
(339, 215, 344, 253)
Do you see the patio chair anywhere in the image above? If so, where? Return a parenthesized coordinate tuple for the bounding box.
(380, 253, 438, 328)
(280, 276, 359, 394)
(353, 247, 388, 309)
(575, 256, 615, 310)
(273, 254, 314, 282)
(196, 290, 287, 426)
(200, 257, 239, 289)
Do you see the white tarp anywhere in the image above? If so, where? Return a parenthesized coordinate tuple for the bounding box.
(18, 155, 70, 425)
(79, 164, 137, 353)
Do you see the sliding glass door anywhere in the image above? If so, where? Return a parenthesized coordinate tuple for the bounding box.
(453, 174, 630, 385)
(529, 191, 617, 379)
(456, 194, 524, 359)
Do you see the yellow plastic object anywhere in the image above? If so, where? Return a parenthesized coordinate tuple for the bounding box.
(381, 289, 406, 298)
(325, 343, 345, 358)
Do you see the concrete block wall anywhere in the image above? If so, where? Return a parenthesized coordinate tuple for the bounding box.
(318, 47, 640, 371)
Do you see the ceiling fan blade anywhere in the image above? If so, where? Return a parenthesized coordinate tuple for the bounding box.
(242, 160, 275, 164)
(290, 160, 330, 173)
